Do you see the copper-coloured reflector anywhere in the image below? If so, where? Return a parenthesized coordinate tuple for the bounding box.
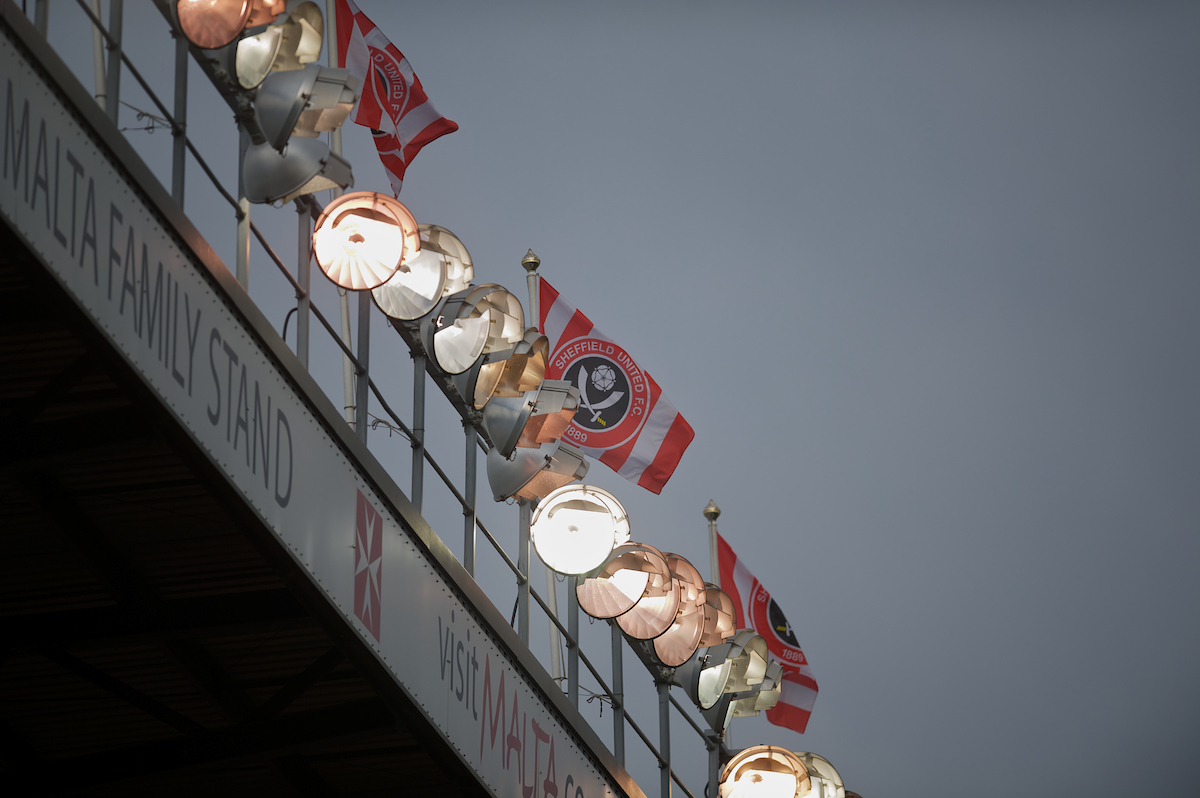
(615, 550, 681, 641)
(652, 554, 708, 666)
(577, 543, 671, 620)
(177, 0, 251, 49)
(698, 584, 736, 647)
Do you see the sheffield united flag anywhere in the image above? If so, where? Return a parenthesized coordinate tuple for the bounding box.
(336, 0, 458, 195)
(539, 278, 694, 494)
(717, 531, 818, 733)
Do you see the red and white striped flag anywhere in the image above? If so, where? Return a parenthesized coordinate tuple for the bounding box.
(336, 0, 458, 195)
(717, 531, 818, 733)
(539, 278, 694, 494)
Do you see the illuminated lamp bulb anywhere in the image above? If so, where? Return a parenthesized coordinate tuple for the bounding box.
(313, 192, 418, 291)
(530, 485, 630, 576)
(577, 543, 671, 620)
(698, 584, 736, 647)
(719, 746, 811, 798)
(652, 554, 708, 666)
(176, 0, 251, 49)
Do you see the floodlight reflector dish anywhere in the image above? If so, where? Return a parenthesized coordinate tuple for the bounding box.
(420, 225, 473, 294)
(531, 485, 630, 576)
(372, 243, 448, 320)
(430, 285, 524, 376)
(479, 380, 579, 459)
(651, 554, 707, 666)
(242, 138, 352, 205)
(245, 0, 285, 26)
(313, 192, 418, 290)
(699, 584, 736, 647)
(486, 441, 588, 502)
(255, 64, 360, 152)
(616, 567, 680, 640)
(270, 2, 324, 72)
(177, 0, 251, 49)
(792, 753, 845, 798)
(234, 26, 283, 88)
(719, 746, 811, 798)
(577, 543, 671, 620)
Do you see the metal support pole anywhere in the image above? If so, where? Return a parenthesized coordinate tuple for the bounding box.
(171, 31, 188, 207)
(708, 736, 722, 798)
(355, 291, 370, 443)
(658, 680, 672, 798)
(567, 576, 579, 707)
(295, 206, 310, 367)
(517, 500, 531, 644)
(34, 0, 48, 36)
(463, 423, 477, 576)
(90, 0, 105, 110)
(339, 289, 354, 424)
(236, 128, 250, 289)
(411, 354, 425, 510)
(547, 565, 563, 685)
(105, 0, 123, 126)
(611, 622, 625, 766)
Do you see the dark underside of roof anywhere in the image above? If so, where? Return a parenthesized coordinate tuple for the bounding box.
(0, 219, 487, 796)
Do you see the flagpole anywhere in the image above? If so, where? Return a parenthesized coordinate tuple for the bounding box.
(704, 499, 721, 586)
(522, 249, 566, 687)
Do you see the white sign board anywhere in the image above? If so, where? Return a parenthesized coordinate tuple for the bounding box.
(0, 25, 625, 798)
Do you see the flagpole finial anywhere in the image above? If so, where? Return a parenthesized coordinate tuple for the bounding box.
(703, 500, 720, 521)
(522, 249, 540, 272)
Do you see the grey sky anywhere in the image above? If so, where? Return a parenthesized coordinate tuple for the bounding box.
(40, 0, 1200, 795)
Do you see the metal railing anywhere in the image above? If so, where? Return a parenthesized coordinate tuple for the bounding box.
(28, 2, 718, 796)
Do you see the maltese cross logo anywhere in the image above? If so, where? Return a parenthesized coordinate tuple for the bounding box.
(354, 490, 383, 641)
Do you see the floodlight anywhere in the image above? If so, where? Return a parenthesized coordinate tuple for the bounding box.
(486, 441, 588, 503)
(422, 225, 474, 294)
(244, 0, 284, 26)
(615, 563, 680, 641)
(698, 584, 736, 647)
(651, 554, 708, 667)
(423, 285, 525, 375)
(232, 2, 323, 89)
(255, 63, 360, 152)
(447, 328, 549, 411)
(242, 138, 352, 205)
(176, 0, 251, 49)
(577, 543, 672, 621)
(751, 660, 784, 712)
(792, 753, 845, 798)
(530, 485, 630, 576)
(312, 192, 419, 290)
(674, 629, 769, 711)
(479, 380, 579, 458)
(719, 746, 811, 798)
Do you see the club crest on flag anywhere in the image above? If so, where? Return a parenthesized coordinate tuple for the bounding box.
(750, 582, 808, 668)
(546, 337, 647, 449)
(368, 46, 409, 117)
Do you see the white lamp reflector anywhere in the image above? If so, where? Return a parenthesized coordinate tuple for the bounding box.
(615, 567, 680, 641)
(793, 753, 846, 798)
(421, 225, 474, 295)
(531, 485, 630, 576)
(313, 192, 418, 290)
(372, 245, 448, 321)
